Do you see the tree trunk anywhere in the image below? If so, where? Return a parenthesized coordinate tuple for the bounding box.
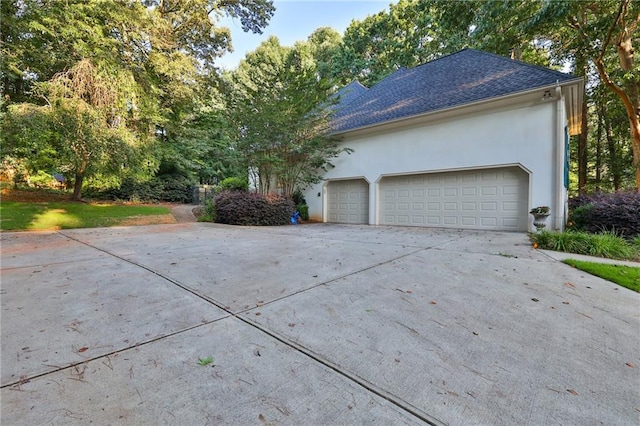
(616, 23, 640, 191)
(72, 173, 84, 201)
(604, 109, 622, 190)
(630, 119, 640, 191)
(595, 112, 602, 191)
(594, 41, 640, 190)
(575, 57, 589, 193)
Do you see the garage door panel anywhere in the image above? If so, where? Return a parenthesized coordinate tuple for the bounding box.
(326, 179, 369, 224)
(482, 186, 497, 196)
(482, 202, 497, 211)
(380, 167, 528, 231)
(481, 217, 497, 227)
(462, 187, 476, 196)
(462, 202, 476, 211)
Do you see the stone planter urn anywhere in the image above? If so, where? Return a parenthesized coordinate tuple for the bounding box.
(530, 206, 550, 231)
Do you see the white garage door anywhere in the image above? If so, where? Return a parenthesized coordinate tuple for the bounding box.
(327, 179, 369, 224)
(380, 167, 528, 231)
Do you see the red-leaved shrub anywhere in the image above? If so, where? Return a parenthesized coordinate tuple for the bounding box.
(214, 191, 294, 226)
(568, 191, 640, 239)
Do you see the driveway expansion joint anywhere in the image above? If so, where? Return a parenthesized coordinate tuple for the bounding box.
(53, 230, 445, 424)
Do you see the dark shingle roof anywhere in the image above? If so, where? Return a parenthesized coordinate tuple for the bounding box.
(332, 49, 580, 134)
(333, 80, 369, 108)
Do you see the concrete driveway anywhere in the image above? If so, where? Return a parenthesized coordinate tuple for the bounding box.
(1, 223, 639, 425)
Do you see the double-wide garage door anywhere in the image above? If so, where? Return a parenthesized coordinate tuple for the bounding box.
(380, 167, 529, 231)
(326, 179, 369, 224)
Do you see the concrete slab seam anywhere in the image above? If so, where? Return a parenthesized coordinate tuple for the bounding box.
(0, 318, 229, 389)
(55, 230, 448, 425)
(232, 246, 430, 316)
(238, 314, 448, 426)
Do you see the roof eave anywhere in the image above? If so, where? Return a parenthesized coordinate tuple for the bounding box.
(332, 77, 585, 137)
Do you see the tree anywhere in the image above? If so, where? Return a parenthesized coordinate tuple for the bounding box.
(306, 27, 342, 81)
(331, 0, 443, 87)
(2, 60, 140, 200)
(227, 37, 349, 197)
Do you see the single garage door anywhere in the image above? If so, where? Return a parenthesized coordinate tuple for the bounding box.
(327, 179, 369, 224)
(380, 167, 528, 231)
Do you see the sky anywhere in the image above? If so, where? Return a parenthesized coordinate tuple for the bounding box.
(216, 0, 395, 69)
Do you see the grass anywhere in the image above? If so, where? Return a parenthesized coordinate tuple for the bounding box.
(0, 200, 173, 231)
(562, 259, 640, 292)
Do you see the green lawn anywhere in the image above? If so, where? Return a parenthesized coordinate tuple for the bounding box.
(562, 259, 640, 292)
(0, 201, 173, 231)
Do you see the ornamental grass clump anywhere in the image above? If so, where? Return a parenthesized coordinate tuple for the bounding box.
(531, 230, 640, 261)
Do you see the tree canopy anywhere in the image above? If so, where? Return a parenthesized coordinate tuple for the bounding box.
(225, 35, 349, 197)
(1, 0, 274, 198)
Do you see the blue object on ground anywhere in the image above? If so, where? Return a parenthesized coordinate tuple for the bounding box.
(290, 211, 300, 225)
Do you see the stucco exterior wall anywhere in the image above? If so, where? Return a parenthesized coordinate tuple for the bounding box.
(304, 97, 567, 232)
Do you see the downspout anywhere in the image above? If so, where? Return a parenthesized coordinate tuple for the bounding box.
(555, 84, 565, 230)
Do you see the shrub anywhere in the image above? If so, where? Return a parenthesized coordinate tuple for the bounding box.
(292, 190, 309, 220)
(219, 176, 248, 192)
(157, 174, 194, 203)
(292, 190, 306, 206)
(197, 199, 216, 222)
(568, 192, 640, 239)
(568, 203, 593, 228)
(214, 191, 294, 226)
(297, 204, 309, 221)
(85, 175, 195, 203)
(85, 177, 161, 202)
(29, 170, 55, 188)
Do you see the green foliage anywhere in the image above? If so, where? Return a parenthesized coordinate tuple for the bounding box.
(0, 200, 170, 231)
(198, 199, 217, 222)
(28, 170, 55, 188)
(2, 0, 275, 201)
(197, 356, 215, 367)
(227, 37, 350, 197)
(85, 175, 194, 203)
(219, 177, 249, 192)
(1, 104, 57, 181)
(532, 230, 639, 261)
(2, 0, 274, 104)
(160, 103, 241, 185)
(214, 191, 294, 226)
(563, 259, 640, 292)
(332, 1, 444, 87)
(85, 177, 163, 203)
(156, 174, 195, 203)
(568, 203, 594, 229)
(296, 204, 309, 221)
(292, 188, 309, 220)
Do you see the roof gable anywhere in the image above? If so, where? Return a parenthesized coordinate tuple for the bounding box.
(332, 49, 581, 134)
(335, 80, 369, 108)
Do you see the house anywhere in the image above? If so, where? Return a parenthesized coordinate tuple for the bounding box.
(303, 49, 583, 232)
